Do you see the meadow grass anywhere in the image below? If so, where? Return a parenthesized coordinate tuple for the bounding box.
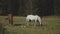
(0, 16, 60, 34)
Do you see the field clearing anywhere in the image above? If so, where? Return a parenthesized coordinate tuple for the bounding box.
(0, 16, 60, 34)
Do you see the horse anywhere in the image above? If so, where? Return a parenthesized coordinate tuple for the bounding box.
(26, 15, 42, 26)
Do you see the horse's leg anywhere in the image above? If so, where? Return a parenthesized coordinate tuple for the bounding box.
(40, 21, 42, 25)
(26, 19, 29, 26)
(39, 19, 42, 26)
(34, 20, 36, 27)
(27, 21, 29, 26)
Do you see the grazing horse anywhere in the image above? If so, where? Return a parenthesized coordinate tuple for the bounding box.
(26, 15, 41, 26)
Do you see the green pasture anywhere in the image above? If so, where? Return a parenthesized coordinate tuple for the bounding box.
(0, 16, 60, 34)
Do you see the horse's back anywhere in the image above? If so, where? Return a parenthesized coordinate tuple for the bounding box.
(26, 15, 40, 20)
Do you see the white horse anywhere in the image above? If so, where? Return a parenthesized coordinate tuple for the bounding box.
(26, 15, 41, 26)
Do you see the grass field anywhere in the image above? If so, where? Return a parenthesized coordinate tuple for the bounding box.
(0, 16, 60, 34)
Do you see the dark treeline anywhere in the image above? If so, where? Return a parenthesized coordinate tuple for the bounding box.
(0, 0, 60, 16)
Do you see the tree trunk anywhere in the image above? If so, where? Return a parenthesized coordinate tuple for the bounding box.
(25, 0, 32, 15)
